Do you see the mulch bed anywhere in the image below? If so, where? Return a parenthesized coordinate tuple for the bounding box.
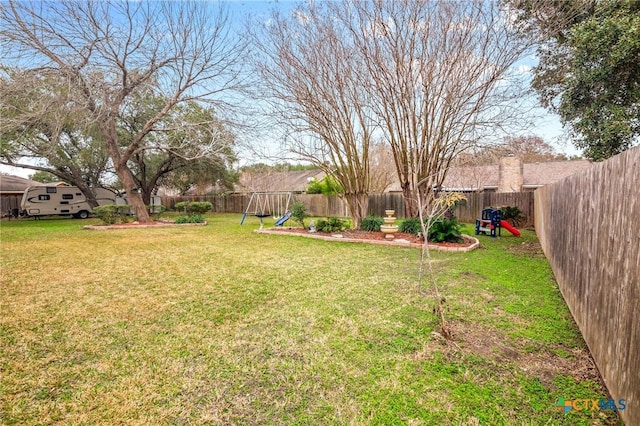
(260, 227, 479, 251)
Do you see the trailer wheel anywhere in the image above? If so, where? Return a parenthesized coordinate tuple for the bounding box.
(75, 210, 90, 219)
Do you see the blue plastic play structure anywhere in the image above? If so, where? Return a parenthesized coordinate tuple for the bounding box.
(475, 207, 521, 237)
(274, 210, 292, 226)
(475, 208, 502, 238)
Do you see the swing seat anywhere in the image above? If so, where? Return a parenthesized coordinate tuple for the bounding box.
(255, 212, 271, 218)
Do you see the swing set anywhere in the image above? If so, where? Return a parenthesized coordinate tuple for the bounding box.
(240, 192, 293, 228)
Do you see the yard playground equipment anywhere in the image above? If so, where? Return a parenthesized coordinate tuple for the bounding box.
(475, 207, 521, 237)
(274, 210, 292, 226)
(241, 192, 293, 228)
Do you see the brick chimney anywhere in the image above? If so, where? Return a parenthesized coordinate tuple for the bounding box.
(498, 155, 523, 193)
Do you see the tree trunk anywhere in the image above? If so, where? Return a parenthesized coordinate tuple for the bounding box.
(402, 185, 419, 218)
(140, 184, 152, 206)
(402, 183, 438, 220)
(344, 192, 368, 229)
(75, 181, 99, 209)
(115, 163, 151, 223)
(103, 119, 151, 222)
(128, 191, 150, 222)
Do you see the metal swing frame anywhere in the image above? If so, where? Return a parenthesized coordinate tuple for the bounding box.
(240, 192, 293, 227)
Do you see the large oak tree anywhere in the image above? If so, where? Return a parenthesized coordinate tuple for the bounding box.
(0, 69, 111, 207)
(117, 91, 238, 204)
(510, 0, 640, 160)
(1, 0, 245, 221)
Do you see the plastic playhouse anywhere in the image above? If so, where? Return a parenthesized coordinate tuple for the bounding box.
(475, 208, 521, 237)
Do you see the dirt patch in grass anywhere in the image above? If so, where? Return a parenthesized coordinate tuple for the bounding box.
(412, 321, 602, 388)
(507, 241, 546, 258)
(458, 271, 488, 281)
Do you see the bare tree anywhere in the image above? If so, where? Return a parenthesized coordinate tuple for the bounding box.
(1, 0, 246, 221)
(453, 135, 569, 167)
(251, 3, 378, 227)
(344, 0, 532, 217)
(368, 141, 397, 194)
(251, 1, 530, 222)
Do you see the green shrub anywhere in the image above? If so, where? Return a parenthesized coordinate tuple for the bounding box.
(316, 219, 328, 232)
(329, 217, 348, 232)
(189, 202, 212, 214)
(174, 215, 189, 224)
(174, 201, 212, 215)
(173, 202, 209, 224)
(306, 175, 344, 195)
(291, 201, 307, 227)
(174, 201, 188, 212)
(174, 214, 206, 224)
(360, 215, 384, 232)
(501, 206, 525, 227)
(399, 218, 422, 235)
(305, 179, 322, 194)
(427, 218, 463, 243)
(93, 204, 131, 225)
(316, 217, 348, 233)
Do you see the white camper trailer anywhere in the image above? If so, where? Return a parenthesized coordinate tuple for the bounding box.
(20, 186, 117, 219)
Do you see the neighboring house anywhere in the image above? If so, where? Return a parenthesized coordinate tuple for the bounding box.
(386, 157, 592, 193)
(496, 157, 592, 192)
(0, 174, 40, 216)
(521, 160, 593, 191)
(186, 157, 591, 196)
(234, 170, 326, 193)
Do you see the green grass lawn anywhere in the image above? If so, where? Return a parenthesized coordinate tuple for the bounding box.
(0, 214, 620, 425)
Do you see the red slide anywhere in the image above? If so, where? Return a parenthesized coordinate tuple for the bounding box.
(500, 220, 521, 237)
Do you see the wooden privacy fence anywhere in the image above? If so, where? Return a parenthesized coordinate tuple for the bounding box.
(163, 194, 348, 218)
(163, 194, 248, 213)
(359, 192, 534, 227)
(1, 194, 23, 216)
(163, 191, 534, 227)
(535, 146, 639, 426)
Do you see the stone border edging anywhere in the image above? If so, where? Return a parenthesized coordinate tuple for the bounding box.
(256, 228, 479, 252)
(83, 221, 207, 230)
(427, 235, 480, 252)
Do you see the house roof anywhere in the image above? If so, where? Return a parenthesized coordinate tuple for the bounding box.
(386, 159, 592, 192)
(442, 165, 499, 191)
(236, 170, 326, 193)
(0, 174, 40, 194)
(522, 160, 592, 187)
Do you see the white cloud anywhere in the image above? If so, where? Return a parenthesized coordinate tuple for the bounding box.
(517, 64, 532, 74)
